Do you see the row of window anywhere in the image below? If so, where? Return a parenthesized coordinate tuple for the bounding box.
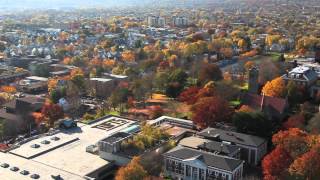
(165, 159, 241, 180)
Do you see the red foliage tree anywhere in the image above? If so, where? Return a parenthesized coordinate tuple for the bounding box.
(272, 128, 310, 158)
(262, 146, 293, 180)
(178, 86, 201, 105)
(191, 96, 233, 128)
(41, 102, 64, 127)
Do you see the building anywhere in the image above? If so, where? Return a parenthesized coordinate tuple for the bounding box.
(241, 93, 288, 120)
(172, 16, 189, 27)
(198, 128, 267, 165)
(148, 116, 195, 129)
(0, 96, 45, 136)
(282, 66, 318, 88)
(0, 115, 137, 180)
(163, 146, 244, 180)
(179, 136, 241, 160)
(248, 67, 259, 94)
(147, 16, 166, 27)
(17, 76, 48, 94)
(88, 78, 115, 98)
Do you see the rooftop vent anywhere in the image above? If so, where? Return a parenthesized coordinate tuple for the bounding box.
(20, 170, 30, 175)
(30, 174, 40, 179)
(10, 166, 19, 172)
(0, 163, 9, 168)
(31, 144, 40, 148)
(41, 140, 50, 144)
(50, 136, 60, 141)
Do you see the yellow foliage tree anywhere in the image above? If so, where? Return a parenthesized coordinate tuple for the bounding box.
(115, 157, 148, 180)
(262, 77, 286, 97)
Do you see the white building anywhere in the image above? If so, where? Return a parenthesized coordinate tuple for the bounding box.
(163, 146, 244, 180)
(147, 16, 166, 27)
(172, 16, 189, 27)
(0, 115, 137, 180)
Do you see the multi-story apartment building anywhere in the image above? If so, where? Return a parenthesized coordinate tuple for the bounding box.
(147, 16, 166, 27)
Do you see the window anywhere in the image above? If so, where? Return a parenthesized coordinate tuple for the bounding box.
(199, 169, 205, 180)
(186, 165, 191, 177)
(192, 167, 198, 179)
(250, 149, 256, 164)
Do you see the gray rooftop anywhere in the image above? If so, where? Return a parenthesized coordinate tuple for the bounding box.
(164, 146, 243, 172)
(198, 128, 266, 147)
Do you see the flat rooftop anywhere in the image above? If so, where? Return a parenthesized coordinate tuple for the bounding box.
(90, 78, 113, 82)
(0, 153, 84, 180)
(3, 115, 137, 179)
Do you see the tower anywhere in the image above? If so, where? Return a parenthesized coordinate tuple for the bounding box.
(248, 67, 259, 94)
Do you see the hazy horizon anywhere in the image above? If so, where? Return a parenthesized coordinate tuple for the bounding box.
(0, 0, 214, 10)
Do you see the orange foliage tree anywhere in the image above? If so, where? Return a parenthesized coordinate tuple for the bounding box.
(32, 112, 46, 126)
(122, 50, 136, 62)
(115, 156, 148, 180)
(262, 77, 286, 97)
(262, 128, 320, 180)
(48, 78, 58, 93)
(41, 102, 64, 127)
(0, 86, 17, 94)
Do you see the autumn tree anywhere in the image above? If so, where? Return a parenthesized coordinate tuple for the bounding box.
(306, 113, 320, 134)
(198, 63, 223, 85)
(0, 86, 16, 94)
(262, 77, 286, 98)
(262, 146, 293, 180)
(178, 86, 201, 105)
(272, 128, 310, 158)
(41, 102, 64, 127)
(122, 50, 136, 62)
(283, 114, 305, 130)
(115, 156, 148, 180)
(191, 96, 233, 128)
(289, 147, 320, 179)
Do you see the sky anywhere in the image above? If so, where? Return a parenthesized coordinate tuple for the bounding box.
(0, 0, 176, 9)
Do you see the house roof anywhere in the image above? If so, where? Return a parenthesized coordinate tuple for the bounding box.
(242, 93, 287, 114)
(164, 146, 243, 172)
(198, 128, 266, 147)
